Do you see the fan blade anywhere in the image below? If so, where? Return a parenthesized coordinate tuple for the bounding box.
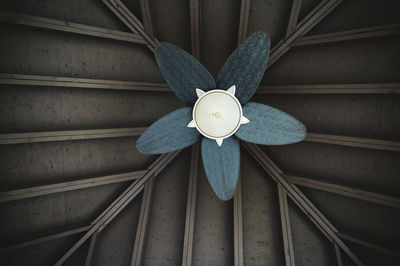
(155, 42, 216, 105)
(201, 137, 240, 201)
(216, 32, 271, 104)
(235, 102, 306, 145)
(137, 108, 201, 154)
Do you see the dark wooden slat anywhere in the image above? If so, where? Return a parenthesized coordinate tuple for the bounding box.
(278, 184, 295, 266)
(182, 143, 200, 266)
(286, 0, 302, 38)
(257, 83, 400, 94)
(130, 176, 155, 266)
(268, 0, 343, 68)
(234, 175, 244, 266)
(338, 232, 400, 259)
(102, 0, 158, 52)
(0, 225, 91, 254)
(0, 11, 146, 44)
(189, 0, 201, 59)
(237, 0, 251, 44)
(54, 151, 180, 265)
(305, 133, 400, 152)
(0, 127, 146, 145)
(293, 23, 400, 46)
(0, 170, 147, 203)
(285, 174, 400, 209)
(0, 73, 170, 92)
(140, 0, 154, 37)
(243, 142, 364, 266)
(334, 243, 343, 266)
(84, 233, 98, 266)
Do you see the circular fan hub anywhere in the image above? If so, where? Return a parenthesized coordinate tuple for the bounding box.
(193, 89, 242, 140)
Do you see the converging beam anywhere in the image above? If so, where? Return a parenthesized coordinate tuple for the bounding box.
(189, 0, 201, 59)
(0, 73, 170, 92)
(0, 11, 146, 44)
(237, 0, 251, 44)
(243, 142, 363, 266)
(0, 170, 148, 203)
(131, 176, 155, 266)
(285, 174, 400, 209)
(55, 151, 180, 265)
(0, 127, 146, 145)
(84, 232, 98, 266)
(293, 23, 400, 46)
(139, 0, 154, 37)
(256, 83, 400, 94)
(305, 133, 400, 152)
(286, 0, 302, 38)
(334, 243, 344, 266)
(182, 143, 200, 266)
(234, 175, 244, 266)
(268, 0, 343, 68)
(278, 184, 295, 266)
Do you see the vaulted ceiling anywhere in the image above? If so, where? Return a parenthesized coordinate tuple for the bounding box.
(0, 0, 399, 265)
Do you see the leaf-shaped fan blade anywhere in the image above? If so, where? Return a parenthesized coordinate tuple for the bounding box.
(201, 137, 240, 201)
(235, 102, 306, 145)
(216, 32, 271, 104)
(137, 108, 201, 154)
(155, 42, 216, 105)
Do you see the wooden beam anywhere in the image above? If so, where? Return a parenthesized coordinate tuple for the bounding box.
(234, 175, 244, 266)
(257, 83, 400, 94)
(54, 151, 180, 265)
(243, 142, 364, 266)
(278, 184, 295, 266)
(102, 0, 158, 52)
(237, 0, 251, 44)
(334, 243, 343, 266)
(189, 0, 201, 59)
(285, 174, 400, 209)
(182, 143, 200, 266)
(84, 232, 98, 266)
(130, 176, 155, 266)
(293, 23, 400, 46)
(305, 133, 400, 152)
(0, 11, 146, 44)
(0, 225, 91, 254)
(0, 73, 170, 92)
(0, 170, 147, 203)
(268, 0, 343, 68)
(286, 0, 302, 38)
(337, 232, 400, 259)
(0, 127, 146, 145)
(140, 0, 154, 37)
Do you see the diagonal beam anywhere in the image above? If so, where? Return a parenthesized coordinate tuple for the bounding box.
(0, 225, 91, 254)
(334, 243, 343, 266)
(237, 0, 251, 45)
(189, 0, 201, 59)
(0, 73, 169, 92)
(293, 23, 400, 46)
(243, 142, 364, 266)
(285, 174, 400, 209)
(0, 127, 146, 145)
(84, 232, 98, 266)
(139, 0, 154, 37)
(182, 143, 200, 266)
(233, 175, 244, 266)
(130, 176, 155, 265)
(54, 150, 180, 265)
(0, 11, 146, 45)
(256, 83, 400, 94)
(278, 184, 295, 266)
(286, 0, 302, 38)
(268, 0, 343, 69)
(0, 170, 147, 203)
(305, 133, 400, 152)
(337, 232, 400, 259)
(102, 0, 158, 52)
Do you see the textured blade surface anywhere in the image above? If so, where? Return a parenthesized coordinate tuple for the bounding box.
(216, 32, 271, 104)
(155, 42, 216, 105)
(137, 108, 201, 154)
(201, 137, 240, 201)
(235, 102, 306, 145)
